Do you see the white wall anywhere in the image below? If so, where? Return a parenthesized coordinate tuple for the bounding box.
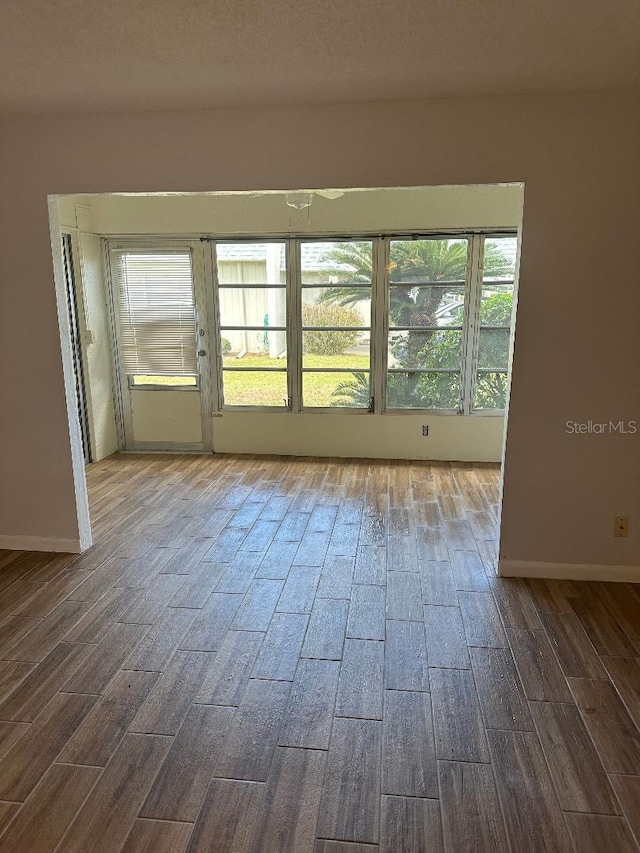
(214, 412, 503, 461)
(57, 196, 78, 229)
(0, 93, 638, 572)
(58, 197, 93, 231)
(86, 183, 522, 235)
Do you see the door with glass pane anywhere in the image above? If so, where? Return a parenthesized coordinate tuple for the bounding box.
(110, 245, 209, 449)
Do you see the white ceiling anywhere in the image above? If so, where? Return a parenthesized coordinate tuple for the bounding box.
(1, 0, 638, 115)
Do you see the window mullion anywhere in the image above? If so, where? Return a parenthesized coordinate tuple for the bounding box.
(373, 236, 389, 414)
(208, 241, 224, 412)
(286, 237, 301, 412)
(104, 238, 129, 450)
(462, 234, 483, 415)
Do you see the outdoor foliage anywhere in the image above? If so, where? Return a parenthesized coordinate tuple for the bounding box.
(412, 291, 513, 409)
(330, 372, 370, 408)
(324, 239, 513, 409)
(480, 291, 513, 327)
(302, 303, 362, 356)
(221, 353, 369, 407)
(474, 371, 509, 410)
(474, 291, 512, 409)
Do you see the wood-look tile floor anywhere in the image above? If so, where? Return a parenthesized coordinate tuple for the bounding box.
(0, 454, 640, 851)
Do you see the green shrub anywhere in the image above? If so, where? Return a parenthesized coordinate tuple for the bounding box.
(303, 303, 362, 356)
(221, 337, 232, 355)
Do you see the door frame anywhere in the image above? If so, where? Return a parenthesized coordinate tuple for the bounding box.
(49, 197, 92, 551)
(104, 238, 214, 453)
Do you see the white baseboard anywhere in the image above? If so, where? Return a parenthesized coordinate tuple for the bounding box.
(499, 559, 640, 583)
(0, 535, 81, 554)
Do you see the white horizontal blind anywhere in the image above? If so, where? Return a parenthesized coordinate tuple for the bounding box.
(112, 250, 198, 377)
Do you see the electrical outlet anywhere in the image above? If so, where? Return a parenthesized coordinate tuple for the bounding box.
(614, 516, 629, 538)
(422, 425, 429, 436)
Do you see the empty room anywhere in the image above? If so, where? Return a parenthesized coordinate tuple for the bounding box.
(0, 1, 639, 851)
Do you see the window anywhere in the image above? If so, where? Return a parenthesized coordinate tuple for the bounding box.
(207, 232, 516, 413)
(107, 231, 517, 414)
(387, 238, 468, 411)
(111, 249, 198, 388)
(472, 236, 517, 411)
(216, 242, 289, 407)
(300, 240, 373, 409)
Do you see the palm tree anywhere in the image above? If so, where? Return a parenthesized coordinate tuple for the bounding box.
(323, 238, 513, 408)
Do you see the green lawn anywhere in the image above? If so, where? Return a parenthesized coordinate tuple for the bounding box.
(222, 353, 369, 407)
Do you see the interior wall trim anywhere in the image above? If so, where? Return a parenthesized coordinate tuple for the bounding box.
(499, 559, 640, 583)
(0, 535, 82, 554)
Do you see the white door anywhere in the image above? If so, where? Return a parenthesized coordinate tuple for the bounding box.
(109, 241, 212, 451)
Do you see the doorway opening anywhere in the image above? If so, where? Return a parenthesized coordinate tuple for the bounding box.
(49, 183, 524, 555)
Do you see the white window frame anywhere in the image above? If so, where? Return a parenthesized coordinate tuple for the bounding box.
(467, 233, 517, 416)
(207, 230, 517, 416)
(105, 230, 517, 426)
(382, 234, 470, 416)
(211, 238, 292, 413)
(381, 231, 517, 416)
(297, 236, 375, 414)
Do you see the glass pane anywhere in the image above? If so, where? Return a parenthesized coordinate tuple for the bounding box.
(223, 353, 286, 369)
(130, 375, 197, 387)
(222, 370, 288, 407)
(388, 329, 462, 370)
(389, 284, 464, 328)
(300, 240, 373, 285)
(303, 371, 370, 408)
(219, 288, 286, 329)
(302, 330, 370, 369)
(389, 238, 468, 284)
(483, 237, 517, 281)
(387, 371, 460, 410)
(480, 285, 514, 327)
(220, 327, 287, 360)
(478, 329, 510, 370)
(302, 291, 370, 328)
(475, 372, 508, 410)
(475, 237, 516, 410)
(216, 242, 286, 285)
